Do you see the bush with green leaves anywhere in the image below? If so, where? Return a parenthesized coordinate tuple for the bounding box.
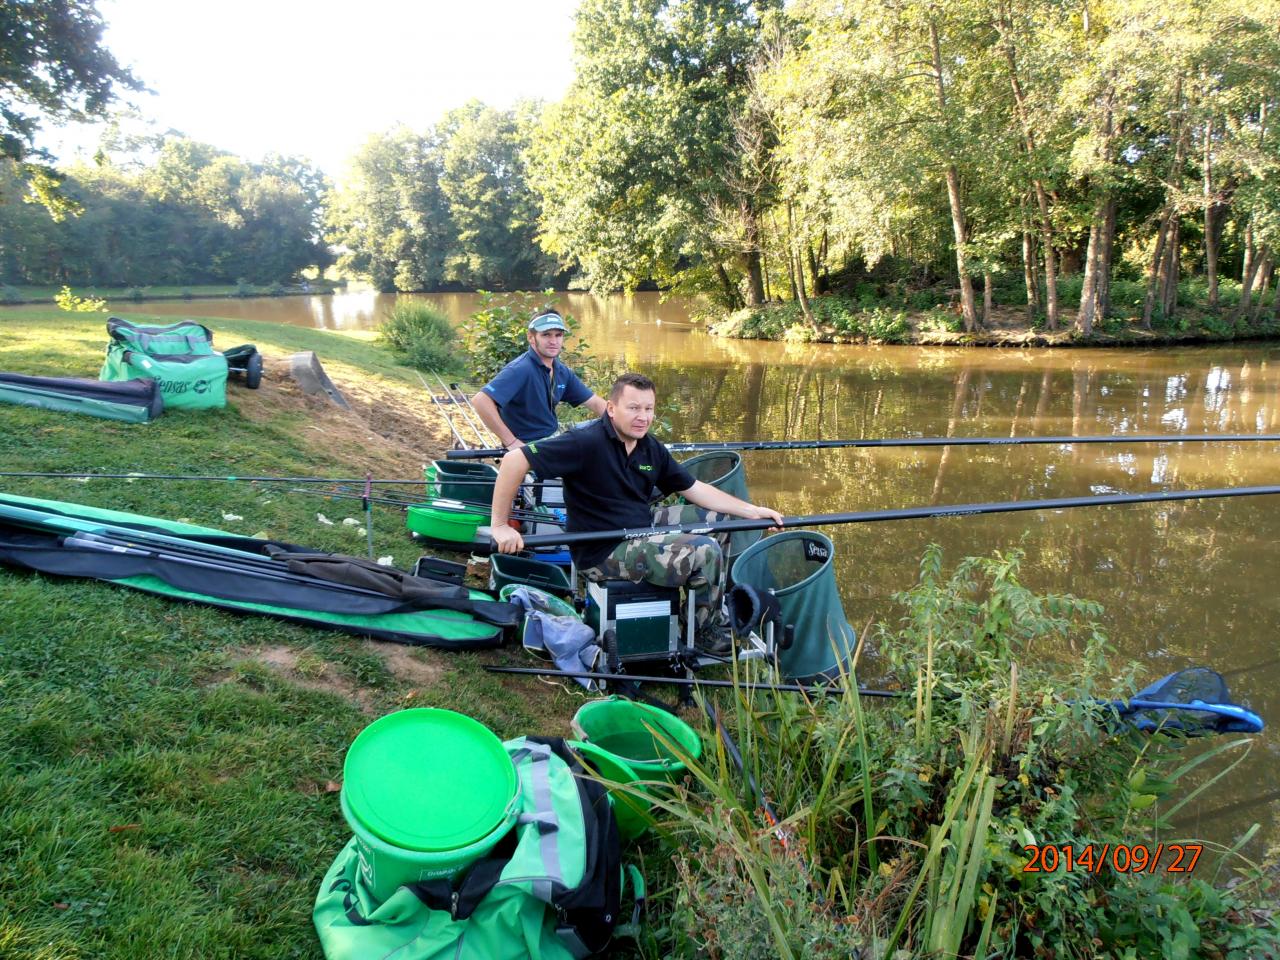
(376, 301, 463, 373)
(457, 290, 611, 392)
(54, 286, 106, 313)
(0, 285, 22, 304)
(650, 546, 1278, 959)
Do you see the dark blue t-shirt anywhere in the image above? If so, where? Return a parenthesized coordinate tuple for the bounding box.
(521, 416, 696, 568)
(481, 349, 593, 443)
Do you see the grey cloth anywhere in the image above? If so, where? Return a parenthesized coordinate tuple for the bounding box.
(506, 586, 602, 691)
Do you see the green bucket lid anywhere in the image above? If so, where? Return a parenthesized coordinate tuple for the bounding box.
(343, 709, 516, 852)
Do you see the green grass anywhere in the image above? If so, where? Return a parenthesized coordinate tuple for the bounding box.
(0, 310, 579, 959)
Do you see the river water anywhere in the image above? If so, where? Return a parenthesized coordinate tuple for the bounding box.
(132, 291, 1280, 852)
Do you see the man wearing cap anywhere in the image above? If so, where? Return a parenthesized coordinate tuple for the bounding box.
(470, 310, 607, 448)
(488, 371, 783, 654)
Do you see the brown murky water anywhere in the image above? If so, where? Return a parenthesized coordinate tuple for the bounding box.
(131, 291, 1280, 852)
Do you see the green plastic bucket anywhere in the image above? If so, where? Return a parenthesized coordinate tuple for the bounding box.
(570, 697, 702, 782)
(405, 500, 487, 542)
(341, 708, 518, 902)
(432, 459, 498, 503)
(489, 552, 574, 599)
(569, 739, 651, 841)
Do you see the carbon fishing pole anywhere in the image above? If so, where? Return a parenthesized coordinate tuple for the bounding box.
(294, 486, 563, 525)
(447, 432, 1280, 460)
(486, 666, 1263, 731)
(513, 484, 1280, 548)
(0, 471, 548, 486)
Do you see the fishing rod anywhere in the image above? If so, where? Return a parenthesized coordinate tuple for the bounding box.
(449, 377, 504, 449)
(513, 484, 1280, 548)
(0, 471, 447, 486)
(487, 666, 1263, 732)
(447, 432, 1280, 460)
(418, 371, 473, 449)
(427, 371, 494, 449)
(295, 487, 563, 526)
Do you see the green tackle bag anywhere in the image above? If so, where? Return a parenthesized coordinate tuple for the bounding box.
(313, 737, 638, 960)
(100, 317, 228, 410)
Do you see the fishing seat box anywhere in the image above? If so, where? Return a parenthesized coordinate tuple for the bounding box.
(583, 579, 680, 662)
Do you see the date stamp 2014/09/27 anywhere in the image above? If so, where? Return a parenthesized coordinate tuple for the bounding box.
(1022, 843, 1202, 874)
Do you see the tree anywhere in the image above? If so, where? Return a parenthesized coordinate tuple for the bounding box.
(1, 0, 141, 211)
(529, 0, 779, 304)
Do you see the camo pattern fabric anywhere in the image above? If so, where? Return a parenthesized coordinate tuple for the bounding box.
(583, 505, 732, 629)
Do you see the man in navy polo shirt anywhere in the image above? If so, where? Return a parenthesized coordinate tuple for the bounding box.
(488, 371, 783, 652)
(470, 310, 607, 448)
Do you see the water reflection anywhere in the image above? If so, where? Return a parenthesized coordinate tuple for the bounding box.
(63, 291, 1280, 850)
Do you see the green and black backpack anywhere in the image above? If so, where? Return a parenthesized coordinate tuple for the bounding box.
(313, 737, 641, 960)
(101, 317, 228, 410)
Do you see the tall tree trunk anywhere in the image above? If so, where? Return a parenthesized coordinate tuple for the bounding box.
(714, 261, 740, 310)
(1141, 216, 1170, 330)
(787, 201, 816, 330)
(740, 200, 765, 306)
(930, 19, 978, 333)
(1250, 259, 1273, 325)
(1160, 217, 1181, 319)
(1203, 117, 1221, 310)
(1021, 208, 1041, 322)
(1233, 241, 1267, 329)
(982, 271, 993, 328)
(999, 20, 1059, 330)
(1077, 217, 1103, 336)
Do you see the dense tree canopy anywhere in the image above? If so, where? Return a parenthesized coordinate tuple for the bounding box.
(0, 137, 330, 286)
(1, 0, 141, 210)
(4, 0, 1278, 324)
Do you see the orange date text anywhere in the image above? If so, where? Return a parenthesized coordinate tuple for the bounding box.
(1021, 843, 1202, 874)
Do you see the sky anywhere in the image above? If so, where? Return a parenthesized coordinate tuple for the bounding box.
(42, 0, 581, 179)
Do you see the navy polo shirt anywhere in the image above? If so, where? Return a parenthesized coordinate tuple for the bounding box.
(521, 416, 696, 568)
(481, 349, 593, 443)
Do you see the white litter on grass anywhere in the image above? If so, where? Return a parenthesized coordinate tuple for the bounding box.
(75, 477, 92, 483)
(222, 513, 243, 521)
(377, 556, 394, 566)
(341, 517, 361, 526)
(316, 513, 334, 525)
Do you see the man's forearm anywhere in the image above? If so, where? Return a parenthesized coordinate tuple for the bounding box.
(490, 448, 530, 525)
(471, 391, 519, 447)
(681, 480, 756, 517)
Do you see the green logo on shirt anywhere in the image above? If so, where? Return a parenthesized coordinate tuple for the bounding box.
(528, 443, 538, 453)
(638, 464, 652, 472)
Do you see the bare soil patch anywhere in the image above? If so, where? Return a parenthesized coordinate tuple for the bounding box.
(231, 354, 455, 478)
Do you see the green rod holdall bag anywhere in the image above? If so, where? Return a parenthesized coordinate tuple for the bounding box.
(314, 737, 642, 960)
(100, 317, 228, 410)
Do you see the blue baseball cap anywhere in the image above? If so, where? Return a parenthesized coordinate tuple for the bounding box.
(528, 311, 568, 333)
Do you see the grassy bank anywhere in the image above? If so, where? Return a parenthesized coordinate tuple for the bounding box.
(2, 281, 340, 306)
(0, 310, 579, 959)
(712, 276, 1280, 347)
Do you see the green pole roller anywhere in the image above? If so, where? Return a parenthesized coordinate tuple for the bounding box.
(730, 530, 856, 683)
(678, 450, 762, 560)
(340, 708, 519, 902)
(570, 696, 702, 783)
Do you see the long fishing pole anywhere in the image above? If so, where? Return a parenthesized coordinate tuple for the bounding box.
(447, 432, 1280, 460)
(296, 486, 562, 525)
(486, 666, 1263, 731)
(0, 473, 445, 488)
(418, 371, 472, 449)
(514, 484, 1280, 548)
(429, 371, 493, 448)
(453, 381, 503, 448)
